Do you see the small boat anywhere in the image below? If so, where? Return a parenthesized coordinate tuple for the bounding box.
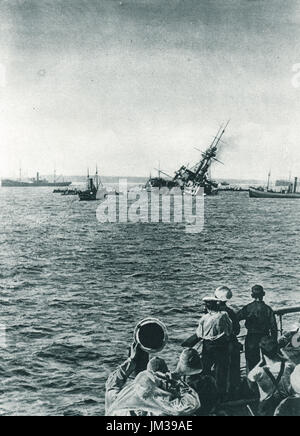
(78, 168, 108, 201)
(61, 189, 79, 196)
(53, 188, 79, 195)
(78, 177, 98, 201)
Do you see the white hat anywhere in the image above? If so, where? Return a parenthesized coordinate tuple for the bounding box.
(291, 365, 300, 395)
(203, 297, 219, 302)
(215, 286, 233, 302)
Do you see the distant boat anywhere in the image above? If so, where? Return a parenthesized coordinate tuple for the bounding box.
(249, 188, 300, 199)
(249, 176, 300, 198)
(2, 172, 71, 188)
(78, 177, 98, 201)
(78, 168, 108, 201)
(53, 188, 79, 196)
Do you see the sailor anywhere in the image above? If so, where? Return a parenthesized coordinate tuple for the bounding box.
(278, 318, 300, 365)
(147, 356, 169, 375)
(237, 285, 278, 371)
(196, 297, 233, 398)
(248, 336, 295, 416)
(145, 357, 184, 401)
(173, 348, 218, 416)
(105, 343, 200, 416)
(274, 365, 300, 416)
(215, 287, 240, 336)
(215, 286, 241, 397)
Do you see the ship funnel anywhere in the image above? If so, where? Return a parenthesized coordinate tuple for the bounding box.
(37, 172, 40, 182)
(294, 177, 298, 193)
(134, 318, 168, 353)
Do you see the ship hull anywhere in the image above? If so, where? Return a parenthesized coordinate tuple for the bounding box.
(249, 188, 300, 199)
(78, 191, 97, 201)
(145, 179, 218, 196)
(1, 180, 71, 187)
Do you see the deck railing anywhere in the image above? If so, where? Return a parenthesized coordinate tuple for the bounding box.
(237, 305, 300, 341)
(274, 305, 300, 335)
(237, 306, 300, 374)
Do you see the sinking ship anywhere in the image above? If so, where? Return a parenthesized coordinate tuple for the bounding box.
(145, 122, 229, 196)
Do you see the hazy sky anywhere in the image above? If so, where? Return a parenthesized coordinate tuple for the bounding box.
(1, 0, 300, 180)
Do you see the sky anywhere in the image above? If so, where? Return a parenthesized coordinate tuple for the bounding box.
(1, 0, 300, 180)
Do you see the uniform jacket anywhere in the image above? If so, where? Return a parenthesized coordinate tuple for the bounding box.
(196, 311, 233, 342)
(237, 301, 278, 339)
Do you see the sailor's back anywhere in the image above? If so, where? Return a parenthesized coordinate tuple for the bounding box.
(197, 311, 232, 342)
(239, 300, 276, 335)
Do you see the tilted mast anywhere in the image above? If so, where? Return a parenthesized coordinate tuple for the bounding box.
(145, 121, 229, 195)
(172, 121, 229, 191)
(194, 121, 229, 180)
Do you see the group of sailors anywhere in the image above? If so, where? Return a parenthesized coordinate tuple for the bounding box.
(105, 285, 300, 416)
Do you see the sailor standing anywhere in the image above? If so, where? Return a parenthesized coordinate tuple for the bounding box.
(237, 285, 278, 371)
(214, 286, 241, 397)
(196, 297, 233, 399)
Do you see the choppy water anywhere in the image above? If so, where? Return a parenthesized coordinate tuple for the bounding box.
(0, 187, 299, 416)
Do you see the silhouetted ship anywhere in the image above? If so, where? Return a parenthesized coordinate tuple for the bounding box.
(78, 177, 99, 201)
(53, 188, 79, 195)
(249, 176, 300, 198)
(78, 168, 109, 201)
(2, 172, 71, 188)
(145, 122, 229, 196)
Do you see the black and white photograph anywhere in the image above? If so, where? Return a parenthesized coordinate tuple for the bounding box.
(0, 0, 300, 422)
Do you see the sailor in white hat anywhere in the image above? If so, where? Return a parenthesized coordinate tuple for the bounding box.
(196, 296, 233, 398)
(214, 286, 241, 397)
(214, 286, 240, 336)
(215, 286, 233, 302)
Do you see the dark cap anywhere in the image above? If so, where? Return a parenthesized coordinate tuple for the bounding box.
(251, 285, 265, 298)
(203, 297, 220, 312)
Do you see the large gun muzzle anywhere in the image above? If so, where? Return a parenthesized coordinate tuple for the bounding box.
(134, 318, 168, 353)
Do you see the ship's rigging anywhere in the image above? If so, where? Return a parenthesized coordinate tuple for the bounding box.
(145, 121, 229, 195)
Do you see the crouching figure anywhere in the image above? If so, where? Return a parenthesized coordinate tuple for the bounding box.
(105, 344, 200, 416)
